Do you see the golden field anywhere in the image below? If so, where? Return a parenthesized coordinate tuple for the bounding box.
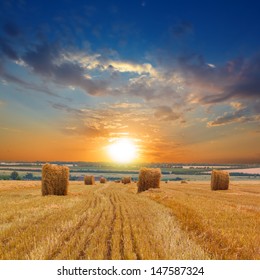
(0, 180, 259, 260)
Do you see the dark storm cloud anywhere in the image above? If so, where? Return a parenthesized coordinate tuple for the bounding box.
(23, 43, 108, 96)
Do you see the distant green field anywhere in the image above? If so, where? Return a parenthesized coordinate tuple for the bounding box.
(0, 163, 259, 181)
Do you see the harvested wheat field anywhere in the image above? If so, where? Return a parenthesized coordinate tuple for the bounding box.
(0, 180, 259, 260)
(142, 181, 260, 260)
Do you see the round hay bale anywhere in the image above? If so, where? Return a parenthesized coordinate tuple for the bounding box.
(100, 177, 107, 183)
(211, 170, 229, 190)
(122, 176, 131, 184)
(84, 175, 95, 185)
(42, 163, 69, 196)
(137, 167, 161, 193)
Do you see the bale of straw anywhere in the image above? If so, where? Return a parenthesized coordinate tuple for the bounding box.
(211, 170, 229, 190)
(114, 180, 121, 183)
(42, 163, 69, 196)
(181, 180, 188, 184)
(122, 176, 131, 184)
(100, 177, 107, 183)
(137, 168, 161, 192)
(84, 175, 95, 185)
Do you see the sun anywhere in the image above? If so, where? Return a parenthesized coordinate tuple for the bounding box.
(107, 138, 137, 163)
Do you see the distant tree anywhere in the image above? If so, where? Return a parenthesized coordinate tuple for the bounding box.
(10, 171, 20, 180)
(24, 172, 34, 180)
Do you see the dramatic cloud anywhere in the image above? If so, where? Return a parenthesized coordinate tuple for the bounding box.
(0, 16, 259, 142)
(22, 43, 108, 96)
(65, 51, 158, 77)
(176, 52, 260, 106)
(224, 54, 260, 99)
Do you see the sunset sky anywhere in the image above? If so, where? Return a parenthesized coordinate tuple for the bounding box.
(0, 0, 260, 163)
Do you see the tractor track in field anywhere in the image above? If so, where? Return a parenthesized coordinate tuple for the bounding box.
(48, 198, 96, 259)
(106, 186, 143, 260)
(76, 208, 106, 260)
(51, 194, 109, 260)
(125, 206, 142, 260)
(113, 193, 125, 259)
(118, 204, 125, 259)
(105, 191, 119, 259)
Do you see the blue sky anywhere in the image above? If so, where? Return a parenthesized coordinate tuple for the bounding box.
(0, 0, 260, 163)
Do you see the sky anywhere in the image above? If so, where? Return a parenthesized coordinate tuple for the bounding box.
(0, 0, 260, 163)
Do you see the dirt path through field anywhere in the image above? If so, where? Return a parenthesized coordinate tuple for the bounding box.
(0, 181, 209, 259)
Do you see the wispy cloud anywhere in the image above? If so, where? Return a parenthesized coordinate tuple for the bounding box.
(154, 106, 181, 122)
(50, 102, 85, 116)
(0, 37, 19, 60)
(108, 102, 142, 109)
(207, 107, 260, 127)
(0, 69, 61, 98)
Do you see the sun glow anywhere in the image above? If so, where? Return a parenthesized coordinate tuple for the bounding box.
(107, 138, 137, 163)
